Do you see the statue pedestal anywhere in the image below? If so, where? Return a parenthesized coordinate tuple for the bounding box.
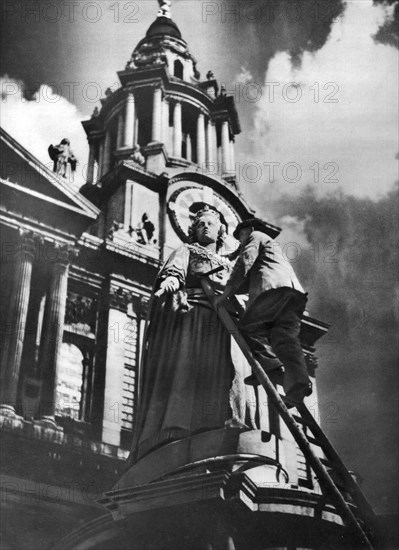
(143, 142, 168, 174)
(54, 427, 349, 550)
(119, 427, 280, 489)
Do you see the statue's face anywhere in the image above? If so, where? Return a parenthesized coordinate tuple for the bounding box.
(195, 214, 219, 245)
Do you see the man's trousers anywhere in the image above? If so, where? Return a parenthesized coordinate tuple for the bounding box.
(238, 288, 309, 395)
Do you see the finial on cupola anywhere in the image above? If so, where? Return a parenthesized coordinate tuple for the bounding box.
(157, 0, 171, 19)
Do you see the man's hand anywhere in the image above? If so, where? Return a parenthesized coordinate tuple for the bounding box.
(155, 276, 179, 297)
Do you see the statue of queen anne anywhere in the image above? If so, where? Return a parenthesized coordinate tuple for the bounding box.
(131, 207, 279, 462)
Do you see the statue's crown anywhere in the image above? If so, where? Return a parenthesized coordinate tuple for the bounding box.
(192, 205, 221, 223)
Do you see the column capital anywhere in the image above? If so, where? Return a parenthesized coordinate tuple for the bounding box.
(16, 229, 42, 263)
(139, 296, 151, 318)
(50, 242, 73, 267)
(109, 285, 133, 312)
(19, 228, 41, 244)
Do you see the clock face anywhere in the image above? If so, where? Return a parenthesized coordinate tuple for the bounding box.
(167, 185, 240, 251)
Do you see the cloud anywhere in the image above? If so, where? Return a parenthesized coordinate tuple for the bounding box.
(241, 0, 398, 200)
(0, 76, 89, 188)
(234, 66, 253, 84)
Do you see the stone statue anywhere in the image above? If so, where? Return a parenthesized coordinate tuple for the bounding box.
(157, 0, 171, 18)
(128, 213, 156, 245)
(91, 106, 99, 118)
(48, 138, 77, 179)
(129, 206, 262, 463)
(130, 144, 145, 166)
(138, 213, 156, 244)
(107, 221, 124, 241)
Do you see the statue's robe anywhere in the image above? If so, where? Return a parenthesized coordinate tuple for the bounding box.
(132, 243, 257, 462)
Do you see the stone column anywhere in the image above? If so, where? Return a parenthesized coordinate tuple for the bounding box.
(186, 134, 192, 162)
(229, 138, 235, 172)
(221, 120, 230, 174)
(116, 112, 124, 149)
(206, 120, 216, 166)
(152, 88, 163, 142)
(134, 117, 139, 146)
(86, 142, 96, 184)
(162, 98, 170, 147)
(101, 286, 131, 446)
(0, 232, 35, 415)
(124, 92, 135, 148)
(173, 101, 182, 157)
(38, 246, 69, 423)
(97, 140, 105, 180)
(196, 112, 206, 167)
(102, 129, 111, 175)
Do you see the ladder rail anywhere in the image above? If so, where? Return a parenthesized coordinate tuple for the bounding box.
(200, 277, 375, 550)
(298, 405, 379, 530)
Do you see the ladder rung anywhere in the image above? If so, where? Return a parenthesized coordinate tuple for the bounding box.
(292, 414, 311, 425)
(306, 435, 323, 447)
(320, 457, 335, 469)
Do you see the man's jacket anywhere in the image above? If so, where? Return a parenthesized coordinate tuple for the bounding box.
(227, 231, 305, 306)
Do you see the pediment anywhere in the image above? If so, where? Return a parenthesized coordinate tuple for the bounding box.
(0, 127, 98, 219)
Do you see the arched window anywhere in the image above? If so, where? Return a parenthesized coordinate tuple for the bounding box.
(55, 343, 84, 419)
(174, 59, 184, 79)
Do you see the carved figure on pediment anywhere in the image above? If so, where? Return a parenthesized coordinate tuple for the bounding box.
(48, 138, 77, 178)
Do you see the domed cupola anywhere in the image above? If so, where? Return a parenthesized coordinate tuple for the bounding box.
(146, 15, 182, 40)
(82, 0, 241, 192)
(126, 0, 200, 82)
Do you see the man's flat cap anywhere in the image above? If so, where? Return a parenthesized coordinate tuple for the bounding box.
(233, 217, 281, 240)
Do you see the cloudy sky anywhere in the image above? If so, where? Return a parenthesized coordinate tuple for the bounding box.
(1, 0, 398, 515)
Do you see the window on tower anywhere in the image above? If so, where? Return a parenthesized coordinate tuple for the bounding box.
(174, 59, 184, 79)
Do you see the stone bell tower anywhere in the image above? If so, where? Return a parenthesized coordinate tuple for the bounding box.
(60, 2, 350, 549)
(79, 0, 243, 263)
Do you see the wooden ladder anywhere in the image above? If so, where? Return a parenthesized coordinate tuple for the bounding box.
(200, 275, 379, 550)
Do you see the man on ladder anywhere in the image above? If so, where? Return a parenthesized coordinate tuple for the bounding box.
(215, 217, 312, 408)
